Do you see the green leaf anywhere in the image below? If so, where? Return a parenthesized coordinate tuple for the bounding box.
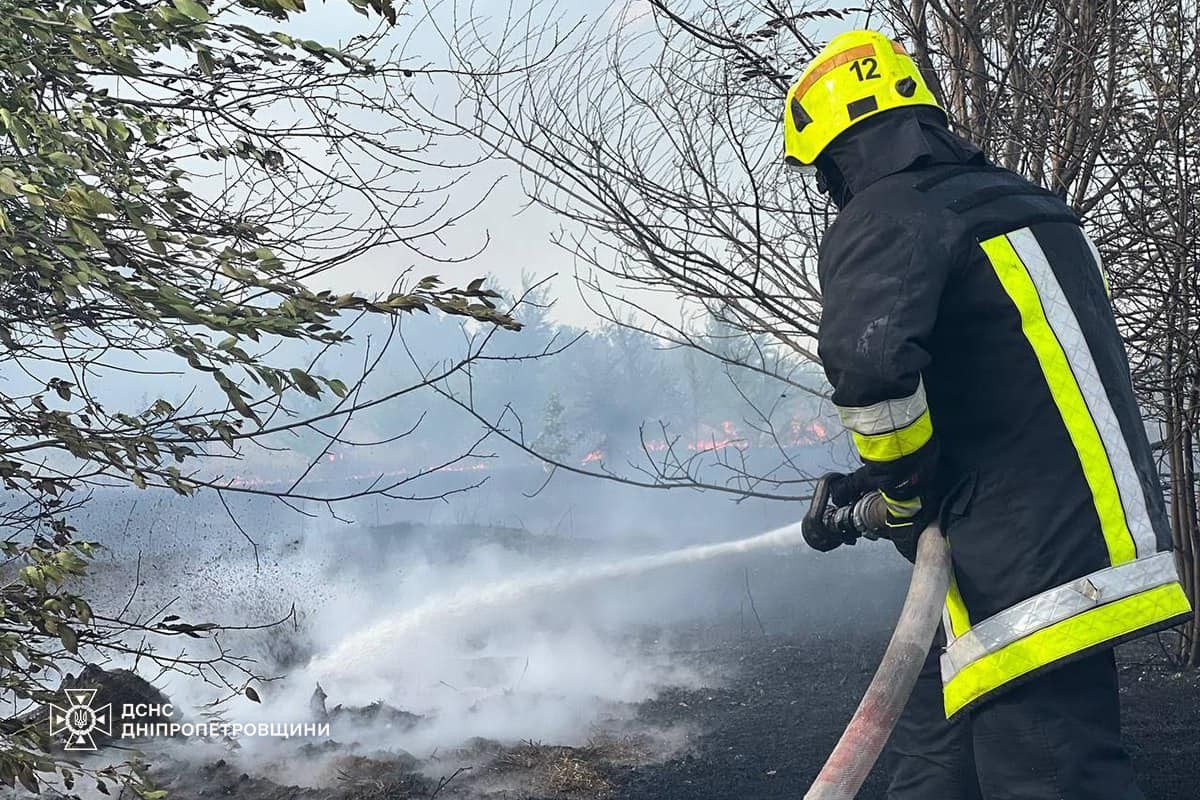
(173, 0, 211, 21)
(69, 12, 96, 31)
(69, 37, 95, 64)
(70, 223, 104, 250)
(16, 765, 37, 794)
(198, 49, 216, 76)
(289, 368, 322, 399)
(214, 423, 235, 448)
(49, 152, 82, 171)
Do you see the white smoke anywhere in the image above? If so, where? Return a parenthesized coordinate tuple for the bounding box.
(68, 487, 903, 789)
(78, 495, 808, 756)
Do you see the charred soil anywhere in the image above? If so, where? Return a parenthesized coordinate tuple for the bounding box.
(613, 631, 1200, 800)
(137, 629, 1200, 800)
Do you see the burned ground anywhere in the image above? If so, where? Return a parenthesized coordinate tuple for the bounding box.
(42, 516, 1200, 800)
(613, 631, 1200, 800)
(132, 628, 1199, 800)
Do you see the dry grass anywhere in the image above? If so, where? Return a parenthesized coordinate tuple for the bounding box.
(487, 735, 651, 798)
(545, 751, 612, 796)
(583, 733, 653, 765)
(332, 754, 431, 800)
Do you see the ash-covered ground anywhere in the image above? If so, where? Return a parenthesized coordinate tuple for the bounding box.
(33, 482, 1200, 800)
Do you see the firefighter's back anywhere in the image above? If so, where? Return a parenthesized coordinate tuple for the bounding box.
(856, 161, 1181, 666)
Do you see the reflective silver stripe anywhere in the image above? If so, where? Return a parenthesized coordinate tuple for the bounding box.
(1082, 231, 1110, 294)
(836, 378, 927, 436)
(940, 551, 1180, 680)
(882, 492, 922, 519)
(1008, 228, 1156, 559)
(942, 605, 956, 646)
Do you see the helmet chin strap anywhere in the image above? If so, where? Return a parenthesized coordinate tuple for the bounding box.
(815, 169, 831, 195)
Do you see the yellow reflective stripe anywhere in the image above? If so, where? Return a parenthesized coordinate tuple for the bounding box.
(943, 582, 1190, 717)
(945, 572, 971, 639)
(981, 234, 1136, 566)
(851, 409, 933, 462)
(943, 552, 1182, 677)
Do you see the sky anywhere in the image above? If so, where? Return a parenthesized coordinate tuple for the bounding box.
(273, 1, 640, 326)
(273, 0, 868, 328)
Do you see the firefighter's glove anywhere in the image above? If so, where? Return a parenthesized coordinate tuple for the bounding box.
(829, 466, 872, 508)
(881, 492, 927, 563)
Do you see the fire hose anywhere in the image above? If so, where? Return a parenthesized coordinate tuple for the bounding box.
(801, 478, 952, 800)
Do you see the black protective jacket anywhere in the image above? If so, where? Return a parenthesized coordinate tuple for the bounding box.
(815, 109, 1191, 717)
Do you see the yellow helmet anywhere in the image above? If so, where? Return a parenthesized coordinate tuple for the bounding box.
(783, 30, 944, 167)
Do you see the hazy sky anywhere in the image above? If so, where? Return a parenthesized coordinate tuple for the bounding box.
(272, 1, 629, 326)
(280, 1, 866, 327)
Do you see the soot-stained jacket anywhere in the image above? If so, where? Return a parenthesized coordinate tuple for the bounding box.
(814, 108, 1191, 718)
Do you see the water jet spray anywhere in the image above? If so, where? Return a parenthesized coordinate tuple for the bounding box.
(310, 519, 810, 679)
(307, 489, 947, 800)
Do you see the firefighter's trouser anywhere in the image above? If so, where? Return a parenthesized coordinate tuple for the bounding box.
(884, 631, 1144, 800)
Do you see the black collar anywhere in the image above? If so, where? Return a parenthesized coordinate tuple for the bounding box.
(815, 108, 983, 208)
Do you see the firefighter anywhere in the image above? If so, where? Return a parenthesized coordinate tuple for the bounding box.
(786, 29, 1192, 800)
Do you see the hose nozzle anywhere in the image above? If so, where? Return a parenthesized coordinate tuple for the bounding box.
(804, 473, 889, 549)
